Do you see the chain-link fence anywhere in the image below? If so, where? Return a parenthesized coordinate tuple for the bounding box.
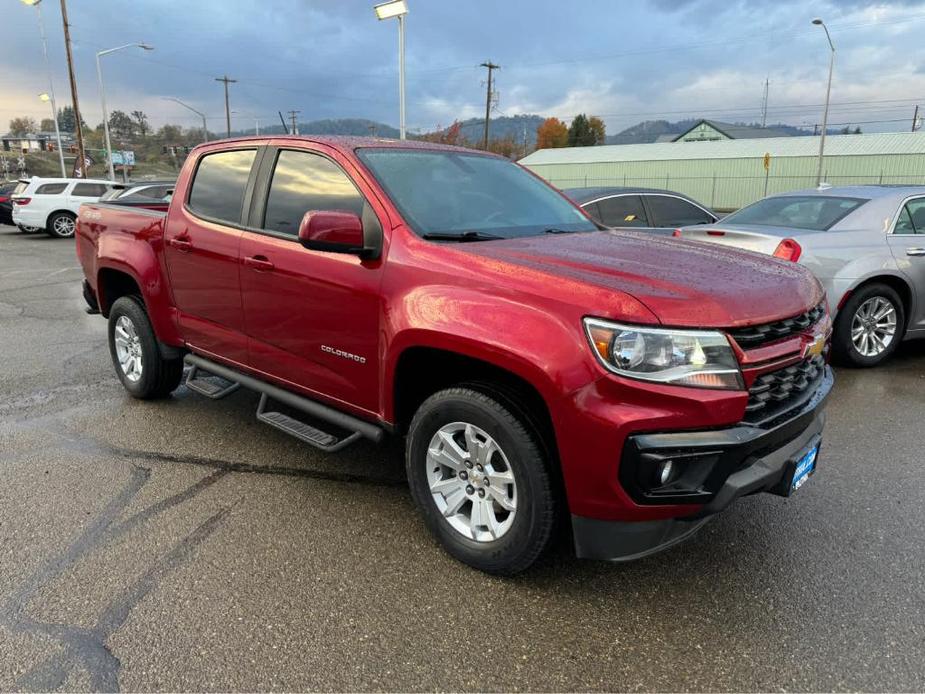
(543, 173, 925, 212)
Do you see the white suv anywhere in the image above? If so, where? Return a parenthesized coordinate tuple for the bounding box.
(11, 177, 113, 238)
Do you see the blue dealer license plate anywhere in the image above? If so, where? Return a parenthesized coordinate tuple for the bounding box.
(791, 443, 819, 492)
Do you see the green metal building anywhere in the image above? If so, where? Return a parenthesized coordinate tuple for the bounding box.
(519, 132, 925, 211)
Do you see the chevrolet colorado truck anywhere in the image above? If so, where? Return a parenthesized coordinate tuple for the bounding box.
(76, 136, 833, 574)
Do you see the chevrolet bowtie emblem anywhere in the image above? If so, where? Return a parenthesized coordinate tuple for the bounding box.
(803, 334, 826, 359)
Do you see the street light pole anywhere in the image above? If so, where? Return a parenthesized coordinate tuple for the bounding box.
(21, 0, 66, 176)
(97, 43, 154, 181)
(812, 18, 835, 187)
(374, 0, 408, 140)
(164, 97, 208, 143)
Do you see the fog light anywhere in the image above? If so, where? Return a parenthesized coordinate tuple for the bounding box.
(657, 460, 674, 485)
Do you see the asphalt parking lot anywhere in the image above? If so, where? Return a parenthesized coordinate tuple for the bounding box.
(0, 224, 923, 692)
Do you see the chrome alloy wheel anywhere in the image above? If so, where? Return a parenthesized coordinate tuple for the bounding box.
(426, 422, 517, 542)
(113, 315, 144, 382)
(53, 215, 75, 237)
(851, 296, 897, 357)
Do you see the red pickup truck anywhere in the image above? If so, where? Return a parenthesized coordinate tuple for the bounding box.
(76, 136, 833, 574)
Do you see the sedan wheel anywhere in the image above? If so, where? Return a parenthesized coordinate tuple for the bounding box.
(832, 282, 904, 367)
(850, 296, 897, 357)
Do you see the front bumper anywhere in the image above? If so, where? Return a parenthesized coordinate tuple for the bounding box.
(572, 366, 832, 561)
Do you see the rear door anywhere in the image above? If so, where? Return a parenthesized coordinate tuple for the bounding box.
(887, 196, 925, 331)
(644, 194, 715, 228)
(238, 143, 385, 415)
(163, 146, 262, 363)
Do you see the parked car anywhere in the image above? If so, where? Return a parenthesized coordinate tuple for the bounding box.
(76, 136, 832, 574)
(678, 186, 925, 367)
(99, 179, 175, 203)
(0, 181, 40, 232)
(11, 177, 114, 238)
(565, 186, 718, 233)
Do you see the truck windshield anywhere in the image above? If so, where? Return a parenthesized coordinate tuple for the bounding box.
(721, 195, 867, 231)
(356, 148, 597, 240)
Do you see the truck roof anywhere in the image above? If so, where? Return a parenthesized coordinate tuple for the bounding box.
(196, 134, 493, 155)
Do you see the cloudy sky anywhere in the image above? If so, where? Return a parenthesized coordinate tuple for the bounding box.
(2, 0, 924, 136)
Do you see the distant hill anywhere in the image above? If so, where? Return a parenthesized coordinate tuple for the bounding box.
(231, 118, 399, 138)
(453, 115, 545, 147)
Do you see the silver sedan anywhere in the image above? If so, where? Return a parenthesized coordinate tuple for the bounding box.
(679, 185, 925, 367)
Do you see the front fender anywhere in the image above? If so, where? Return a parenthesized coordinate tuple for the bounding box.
(381, 283, 600, 424)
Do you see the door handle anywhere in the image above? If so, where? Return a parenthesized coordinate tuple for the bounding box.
(906, 248, 925, 257)
(243, 255, 274, 271)
(167, 235, 192, 252)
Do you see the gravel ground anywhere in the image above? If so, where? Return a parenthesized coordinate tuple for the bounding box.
(0, 224, 923, 692)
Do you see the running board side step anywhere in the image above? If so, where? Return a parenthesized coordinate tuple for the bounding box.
(185, 364, 240, 399)
(183, 354, 384, 452)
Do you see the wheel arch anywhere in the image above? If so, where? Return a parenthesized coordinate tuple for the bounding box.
(843, 273, 914, 331)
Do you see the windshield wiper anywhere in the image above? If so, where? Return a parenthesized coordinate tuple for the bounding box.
(543, 227, 578, 234)
(421, 231, 504, 242)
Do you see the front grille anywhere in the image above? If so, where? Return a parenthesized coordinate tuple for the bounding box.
(729, 303, 826, 349)
(744, 355, 826, 425)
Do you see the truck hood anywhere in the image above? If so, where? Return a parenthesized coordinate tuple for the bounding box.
(457, 230, 823, 328)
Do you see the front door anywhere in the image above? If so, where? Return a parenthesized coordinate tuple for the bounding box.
(887, 196, 925, 332)
(239, 145, 384, 415)
(163, 147, 259, 363)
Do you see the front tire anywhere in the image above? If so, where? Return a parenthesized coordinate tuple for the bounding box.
(46, 211, 76, 238)
(17, 224, 41, 234)
(832, 283, 904, 367)
(107, 296, 183, 399)
(406, 387, 557, 575)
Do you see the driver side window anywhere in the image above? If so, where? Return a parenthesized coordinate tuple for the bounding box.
(263, 150, 366, 236)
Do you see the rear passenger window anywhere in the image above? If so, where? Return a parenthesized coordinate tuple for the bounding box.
(263, 150, 365, 235)
(596, 195, 649, 227)
(646, 196, 714, 227)
(188, 149, 257, 224)
(36, 183, 68, 195)
(71, 183, 108, 197)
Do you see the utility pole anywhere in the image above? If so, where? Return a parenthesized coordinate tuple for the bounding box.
(480, 61, 499, 150)
(760, 77, 770, 128)
(215, 75, 236, 138)
(913, 105, 920, 133)
(59, 0, 86, 178)
(288, 110, 301, 135)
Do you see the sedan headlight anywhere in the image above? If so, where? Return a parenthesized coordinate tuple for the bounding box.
(583, 318, 743, 390)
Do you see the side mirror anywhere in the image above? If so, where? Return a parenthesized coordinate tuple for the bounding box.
(298, 210, 366, 256)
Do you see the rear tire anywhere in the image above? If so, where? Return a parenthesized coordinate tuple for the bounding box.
(107, 296, 183, 399)
(832, 283, 904, 367)
(46, 211, 76, 239)
(406, 387, 557, 575)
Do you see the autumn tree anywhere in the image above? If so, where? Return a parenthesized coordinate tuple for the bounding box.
(536, 117, 568, 149)
(486, 134, 517, 158)
(588, 116, 606, 145)
(420, 120, 466, 146)
(9, 117, 37, 136)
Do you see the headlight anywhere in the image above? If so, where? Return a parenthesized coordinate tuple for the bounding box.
(583, 318, 743, 390)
